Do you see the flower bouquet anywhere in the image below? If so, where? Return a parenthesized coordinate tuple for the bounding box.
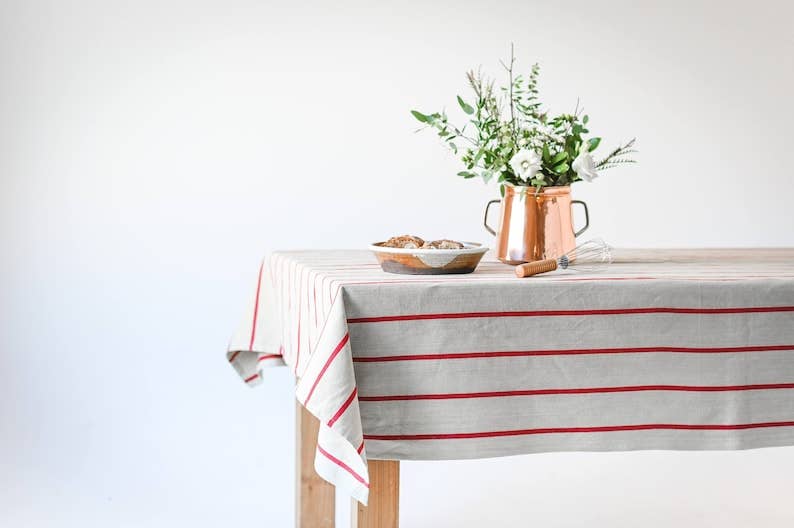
(411, 46, 636, 196)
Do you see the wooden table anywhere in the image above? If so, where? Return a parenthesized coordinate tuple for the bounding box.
(297, 404, 399, 528)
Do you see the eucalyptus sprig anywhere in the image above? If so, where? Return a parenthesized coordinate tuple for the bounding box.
(411, 45, 637, 194)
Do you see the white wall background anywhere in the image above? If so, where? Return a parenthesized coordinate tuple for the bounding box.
(2, 0, 794, 526)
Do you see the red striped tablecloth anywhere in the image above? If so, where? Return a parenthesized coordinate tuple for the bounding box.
(226, 249, 794, 504)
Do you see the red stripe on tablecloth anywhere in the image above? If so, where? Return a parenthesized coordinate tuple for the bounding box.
(303, 333, 350, 406)
(244, 373, 259, 383)
(359, 382, 794, 402)
(258, 354, 282, 362)
(248, 261, 265, 350)
(331, 276, 794, 288)
(356, 441, 365, 454)
(347, 306, 794, 324)
(313, 283, 318, 327)
(552, 276, 794, 282)
(295, 287, 302, 375)
(317, 444, 369, 488)
(228, 350, 240, 363)
(328, 388, 358, 427)
(352, 344, 794, 363)
(364, 421, 794, 441)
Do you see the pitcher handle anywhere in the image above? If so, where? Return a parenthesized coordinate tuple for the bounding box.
(483, 199, 500, 236)
(571, 200, 589, 237)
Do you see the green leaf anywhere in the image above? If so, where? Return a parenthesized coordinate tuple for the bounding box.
(551, 151, 568, 164)
(457, 171, 476, 179)
(457, 95, 475, 115)
(588, 137, 602, 152)
(582, 115, 589, 124)
(473, 146, 486, 163)
(542, 144, 551, 162)
(410, 110, 429, 123)
(552, 162, 569, 174)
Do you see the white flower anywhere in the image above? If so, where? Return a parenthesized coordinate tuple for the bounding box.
(572, 141, 599, 182)
(509, 149, 542, 180)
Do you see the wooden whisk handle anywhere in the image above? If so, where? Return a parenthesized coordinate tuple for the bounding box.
(515, 258, 558, 278)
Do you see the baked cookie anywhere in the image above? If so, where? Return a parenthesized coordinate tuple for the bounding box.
(422, 239, 464, 249)
(383, 235, 425, 249)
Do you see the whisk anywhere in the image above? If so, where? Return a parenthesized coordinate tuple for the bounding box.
(515, 238, 613, 278)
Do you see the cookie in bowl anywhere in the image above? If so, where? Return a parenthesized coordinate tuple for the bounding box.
(382, 235, 425, 249)
(421, 239, 464, 249)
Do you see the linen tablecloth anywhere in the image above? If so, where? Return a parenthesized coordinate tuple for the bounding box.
(226, 249, 794, 503)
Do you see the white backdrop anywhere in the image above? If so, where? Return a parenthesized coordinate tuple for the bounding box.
(2, 0, 794, 526)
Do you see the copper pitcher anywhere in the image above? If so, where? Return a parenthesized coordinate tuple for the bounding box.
(483, 185, 589, 264)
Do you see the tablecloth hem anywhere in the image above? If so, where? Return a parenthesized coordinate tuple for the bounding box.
(226, 348, 286, 387)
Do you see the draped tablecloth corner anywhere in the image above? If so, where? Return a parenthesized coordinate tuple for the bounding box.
(227, 254, 372, 504)
(225, 249, 794, 504)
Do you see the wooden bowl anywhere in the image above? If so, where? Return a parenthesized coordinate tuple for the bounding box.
(369, 242, 489, 275)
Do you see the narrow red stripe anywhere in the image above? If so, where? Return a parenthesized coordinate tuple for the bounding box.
(359, 382, 794, 402)
(347, 306, 794, 324)
(295, 266, 304, 375)
(303, 333, 350, 406)
(295, 319, 302, 374)
(248, 261, 265, 350)
(356, 441, 365, 454)
(244, 373, 259, 383)
(258, 354, 282, 362)
(364, 421, 794, 441)
(317, 444, 369, 488)
(331, 276, 794, 288)
(352, 344, 794, 363)
(328, 388, 358, 427)
(228, 350, 241, 363)
(313, 284, 318, 326)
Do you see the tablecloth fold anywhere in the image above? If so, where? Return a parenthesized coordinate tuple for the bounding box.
(227, 253, 371, 502)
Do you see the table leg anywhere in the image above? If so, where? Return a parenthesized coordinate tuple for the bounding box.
(351, 460, 400, 528)
(295, 401, 335, 528)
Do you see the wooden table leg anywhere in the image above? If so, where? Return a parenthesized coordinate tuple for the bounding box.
(351, 460, 400, 528)
(296, 402, 335, 528)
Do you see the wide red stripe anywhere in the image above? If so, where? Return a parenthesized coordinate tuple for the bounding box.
(317, 444, 369, 488)
(248, 261, 265, 350)
(356, 441, 365, 454)
(347, 306, 794, 324)
(258, 354, 282, 362)
(328, 388, 358, 427)
(303, 333, 350, 406)
(352, 344, 794, 363)
(364, 421, 794, 441)
(359, 382, 794, 402)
